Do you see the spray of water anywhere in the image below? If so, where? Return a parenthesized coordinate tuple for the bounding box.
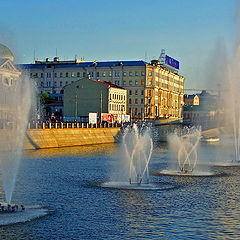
(168, 127, 201, 173)
(0, 74, 32, 203)
(122, 124, 153, 184)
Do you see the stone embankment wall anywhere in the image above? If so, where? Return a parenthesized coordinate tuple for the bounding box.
(24, 128, 120, 150)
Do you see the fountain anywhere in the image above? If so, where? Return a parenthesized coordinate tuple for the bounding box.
(102, 124, 171, 190)
(0, 43, 48, 225)
(156, 127, 216, 176)
(123, 124, 153, 185)
(211, 40, 240, 166)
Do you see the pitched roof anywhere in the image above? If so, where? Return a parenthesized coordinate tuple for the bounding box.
(96, 80, 124, 89)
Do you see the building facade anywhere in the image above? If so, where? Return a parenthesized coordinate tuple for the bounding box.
(0, 44, 21, 127)
(63, 77, 127, 122)
(21, 56, 184, 120)
(183, 105, 217, 129)
(184, 94, 200, 106)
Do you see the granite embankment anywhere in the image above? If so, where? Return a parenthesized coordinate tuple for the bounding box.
(24, 128, 121, 150)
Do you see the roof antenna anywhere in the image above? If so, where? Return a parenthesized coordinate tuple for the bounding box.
(33, 49, 36, 63)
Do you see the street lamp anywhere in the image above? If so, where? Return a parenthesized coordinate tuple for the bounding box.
(75, 85, 79, 121)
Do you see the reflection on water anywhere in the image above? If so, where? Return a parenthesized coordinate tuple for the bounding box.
(209, 170, 240, 239)
(23, 143, 117, 158)
(0, 140, 240, 239)
(119, 190, 166, 238)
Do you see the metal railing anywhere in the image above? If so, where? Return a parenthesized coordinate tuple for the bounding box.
(27, 121, 123, 129)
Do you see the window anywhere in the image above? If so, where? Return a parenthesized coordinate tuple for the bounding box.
(141, 90, 144, 95)
(141, 80, 144, 85)
(135, 99, 138, 104)
(60, 81, 62, 87)
(102, 72, 106, 77)
(54, 81, 57, 86)
(123, 80, 126, 85)
(129, 80, 132, 85)
(41, 82, 44, 87)
(46, 73, 51, 78)
(135, 72, 139, 76)
(71, 72, 75, 77)
(77, 72, 80, 77)
(60, 72, 63, 77)
(41, 73, 43, 78)
(135, 80, 138, 85)
(54, 73, 57, 78)
(129, 98, 132, 104)
(141, 98, 144, 104)
(66, 72, 69, 77)
(83, 72, 86, 77)
(109, 71, 112, 77)
(148, 71, 152, 76)
(135, 108, 138, 114)
(135, 90, 138, 95)
(141, 71, 145, 76)
(65, 81, 68, 85)
(97, 72, 99, 77)
(129, 90, 132, 95)
(129, 72, 133, 76)
(123, 72, 126, 76)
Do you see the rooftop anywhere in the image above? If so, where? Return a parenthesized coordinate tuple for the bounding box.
(96, 80, 124, 89)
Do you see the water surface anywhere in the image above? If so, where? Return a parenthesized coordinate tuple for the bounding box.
(0, 143, 239, 240)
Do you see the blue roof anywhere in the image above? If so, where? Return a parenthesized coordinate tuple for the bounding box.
(18, 60, 148, 70)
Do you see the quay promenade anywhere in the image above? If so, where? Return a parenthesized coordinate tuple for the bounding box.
(24, 122, 122, 150)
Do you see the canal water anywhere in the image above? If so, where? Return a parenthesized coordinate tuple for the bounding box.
(0, 142, 240, 239)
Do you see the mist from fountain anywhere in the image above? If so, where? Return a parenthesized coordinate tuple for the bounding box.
(225, 47, 240, 162)
(215, 39, 240, 163)
(102, 124, 175, 190)
(122, 124, 153, 184)
(0, 74, 32, 203)
(168, 127, 201, 173)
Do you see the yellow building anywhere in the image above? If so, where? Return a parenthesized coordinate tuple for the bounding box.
(184, 94, 200, 106)
(21, 54, 184, 121)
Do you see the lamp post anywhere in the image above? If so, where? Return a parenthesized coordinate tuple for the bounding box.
(75, 85, 79, 121)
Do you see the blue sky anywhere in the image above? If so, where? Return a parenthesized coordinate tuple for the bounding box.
(0, 0, 237, 89)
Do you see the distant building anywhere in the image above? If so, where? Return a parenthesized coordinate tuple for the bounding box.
(63, 77, 127, 122)
(197, 90, 217, 106)
(0, 44, 21, 127)
(20, 52, 184, 121)
(184, 94, 199, 106)
(183, 105, 217, 129)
